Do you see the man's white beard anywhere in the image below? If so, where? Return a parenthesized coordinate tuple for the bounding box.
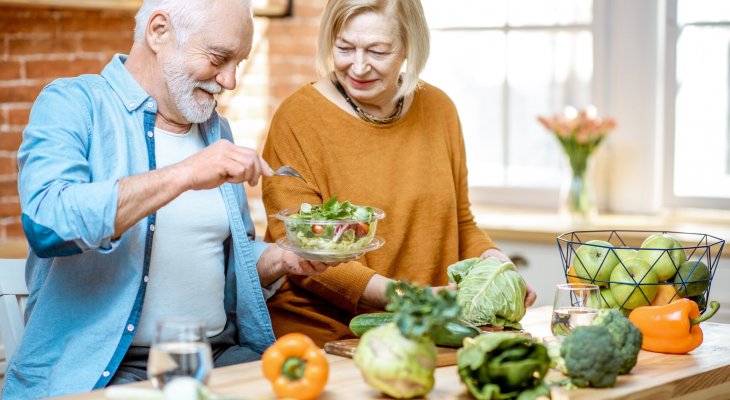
(163, 53, 222, 123)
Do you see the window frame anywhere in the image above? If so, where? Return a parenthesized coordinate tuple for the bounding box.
(662, 0, 730, 210)
(423, 4, 599, 210)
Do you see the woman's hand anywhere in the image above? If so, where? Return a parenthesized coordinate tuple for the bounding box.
(431, 283, 457, 295)
(479, 248, 511, 262)
(524, 284, 537, 308)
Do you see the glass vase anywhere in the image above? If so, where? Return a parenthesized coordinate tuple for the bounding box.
(560, 158, 597, 224)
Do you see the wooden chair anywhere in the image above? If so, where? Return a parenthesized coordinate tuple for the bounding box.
(0, 241, 28, 377)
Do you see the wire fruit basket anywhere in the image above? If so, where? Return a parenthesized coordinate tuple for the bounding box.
(556, 230, 725, 313)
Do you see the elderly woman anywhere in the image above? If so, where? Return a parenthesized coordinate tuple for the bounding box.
(262, 0, 536, 345)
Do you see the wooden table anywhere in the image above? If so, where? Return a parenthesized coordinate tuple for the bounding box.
(58, 306, 730, 400)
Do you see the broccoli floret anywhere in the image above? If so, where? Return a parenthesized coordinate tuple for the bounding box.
(592, 309, 642, 374)
(561, 325, 622, 388)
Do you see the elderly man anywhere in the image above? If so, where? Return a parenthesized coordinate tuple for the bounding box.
(3, 0, 325, 398)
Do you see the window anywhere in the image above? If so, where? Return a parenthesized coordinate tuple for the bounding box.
(664, 0, 730, 208)
(422, 1, 730, 213)
(421, 0, 594, 208)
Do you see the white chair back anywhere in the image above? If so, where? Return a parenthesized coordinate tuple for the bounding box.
(0, 258, 28, 376)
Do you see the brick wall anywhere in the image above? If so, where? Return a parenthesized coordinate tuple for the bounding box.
(0, 1, 324, 242)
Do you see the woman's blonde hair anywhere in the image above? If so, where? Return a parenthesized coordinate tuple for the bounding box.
(316, 0, 430, 100)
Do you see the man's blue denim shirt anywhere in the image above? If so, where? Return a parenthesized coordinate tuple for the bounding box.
(3, 54, 276, 399)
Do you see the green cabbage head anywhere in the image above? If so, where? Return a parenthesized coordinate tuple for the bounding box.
(353, 323, 436, 399)
(447, 257, 527, 329)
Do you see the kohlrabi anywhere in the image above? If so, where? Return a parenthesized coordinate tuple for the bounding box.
(353, 281, 461, 399)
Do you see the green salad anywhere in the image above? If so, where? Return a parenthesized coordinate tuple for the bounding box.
(285, 196, 379, 251)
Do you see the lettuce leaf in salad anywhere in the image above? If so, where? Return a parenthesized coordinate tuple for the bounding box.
(292, 196, 374, 221)
(286, 196, 377, 251)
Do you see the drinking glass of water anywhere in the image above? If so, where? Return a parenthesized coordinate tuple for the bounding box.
(551, 283, 600, 336)
(148, 318, 213, 389)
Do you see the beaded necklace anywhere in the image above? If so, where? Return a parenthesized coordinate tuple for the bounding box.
(331, 79, 404, 124)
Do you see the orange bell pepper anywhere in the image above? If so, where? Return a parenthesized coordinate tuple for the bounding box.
(262, 333, 329, 400)
(628, 298, 720, 354)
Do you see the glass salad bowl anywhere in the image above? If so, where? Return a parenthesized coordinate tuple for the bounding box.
(272, 198, 386, 263)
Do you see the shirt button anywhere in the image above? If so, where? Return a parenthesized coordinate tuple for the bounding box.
(127, 324, 135, 332)
(149, 224, 155, 232)
(128, 102, 135, 108)
(144, 275, 149, 283)
(102, 371, 110, 378)
(147, 131, 153, 138)
(147, 101, 154, 108)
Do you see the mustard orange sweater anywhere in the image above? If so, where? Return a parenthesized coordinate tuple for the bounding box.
(261, 82, 497, 346)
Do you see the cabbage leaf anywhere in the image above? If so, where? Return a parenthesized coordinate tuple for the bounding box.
(447, 257, 526, 329)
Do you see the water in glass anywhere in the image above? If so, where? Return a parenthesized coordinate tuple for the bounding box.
(148, 319, 213, 389)
(550, 283, 600, 336)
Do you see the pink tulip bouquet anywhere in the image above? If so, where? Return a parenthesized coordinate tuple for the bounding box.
(538, 106, 617, 219)
(538, 105, 617, 176)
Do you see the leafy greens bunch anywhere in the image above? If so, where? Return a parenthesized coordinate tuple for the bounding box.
(457, 333, 551, 400)
(353, 281, 461, 399)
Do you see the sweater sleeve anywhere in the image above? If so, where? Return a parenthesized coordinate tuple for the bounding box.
(262, 96, 377, 313)
(451, 108, 499, 259)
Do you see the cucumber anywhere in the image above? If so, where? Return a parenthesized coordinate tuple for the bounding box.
(432, 321, 481, 348)
(349, 312, 480, 348)
(349, 312, 395, 337)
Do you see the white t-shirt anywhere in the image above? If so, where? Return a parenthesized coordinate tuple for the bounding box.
(133, 125, 230, 345)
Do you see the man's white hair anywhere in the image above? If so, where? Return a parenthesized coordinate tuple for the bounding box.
(134, 0, 252, 47)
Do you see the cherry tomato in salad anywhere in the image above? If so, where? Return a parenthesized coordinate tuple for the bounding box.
(354, 223, 369, 237)
(311, 224, 325, 235)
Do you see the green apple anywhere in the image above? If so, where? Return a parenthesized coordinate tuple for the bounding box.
(637, 233, 687, 281)
(610, 258, 659, 309)
(674, 260, 711, 297)
(613, 248, 638, 264)
(587, 287, 619, 309)
(573, 240, 619, 285)
(586, 287, 632, 316)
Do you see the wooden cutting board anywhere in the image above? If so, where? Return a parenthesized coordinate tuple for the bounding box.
(324, 328, 530, 367)
(324, 338, 459, 366)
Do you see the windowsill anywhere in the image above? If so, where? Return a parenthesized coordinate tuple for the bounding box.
(472, 205, 730, 256)
(251, 193, 729, 258)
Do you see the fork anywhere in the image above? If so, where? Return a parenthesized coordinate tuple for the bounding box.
(273, 165, 306, 181)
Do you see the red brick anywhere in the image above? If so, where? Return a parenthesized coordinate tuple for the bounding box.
(0, 201, 21, 218)
(7, 107, 31, 126)
(292, 2, 324, 18)
(0, 156, 17, 175)
(269, 39, 317, 57)
(79, 35, 133, 53)
(0, 15, 56, 34)
(8, 37, 79, 56)
(59, 15, 135, 33)
(0, 109, 6, 125)
(0, 61, 22, 81)
(26, 58, 104, 80)
(0, 84, 46, 103)
(4, 221, 25, 240)
(0, 181, 19, 197)
(0, 132, 24, 152)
